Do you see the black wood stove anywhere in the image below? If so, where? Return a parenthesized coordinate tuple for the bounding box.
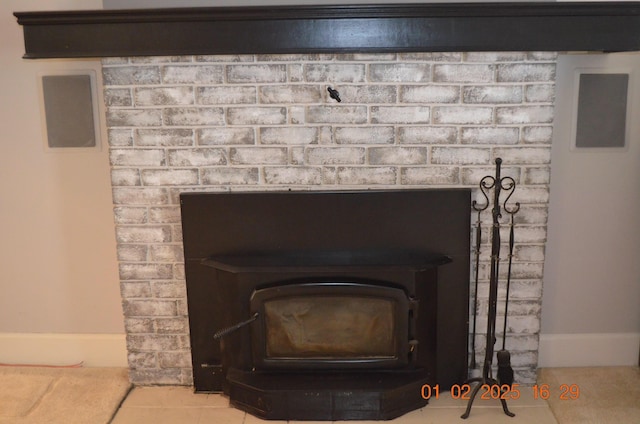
(180, 190, 470, 420)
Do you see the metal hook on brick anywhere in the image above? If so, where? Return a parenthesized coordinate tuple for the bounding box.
(327, 87, 341, 102)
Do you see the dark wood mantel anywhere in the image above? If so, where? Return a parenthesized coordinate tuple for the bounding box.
(14, 2, 640, 58)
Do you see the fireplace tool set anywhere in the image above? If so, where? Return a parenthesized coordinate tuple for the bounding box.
(463, 157, 520, 419)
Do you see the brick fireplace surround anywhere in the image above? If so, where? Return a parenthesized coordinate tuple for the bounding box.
(14, 2, 640, 390)
(105, 51, 553, 386)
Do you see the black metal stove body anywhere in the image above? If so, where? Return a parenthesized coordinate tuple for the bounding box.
(180, 190, 471, 420)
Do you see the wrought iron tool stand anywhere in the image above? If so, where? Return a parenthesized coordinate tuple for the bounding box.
(461, 158, 519, 419)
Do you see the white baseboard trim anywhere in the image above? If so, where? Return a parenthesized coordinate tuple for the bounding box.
(0, 333, 128, 367)
(539, 332, 640, 368)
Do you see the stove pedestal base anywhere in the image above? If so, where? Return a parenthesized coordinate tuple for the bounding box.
(226, 368, 432, 421)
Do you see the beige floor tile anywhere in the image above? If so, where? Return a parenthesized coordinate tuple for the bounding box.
(197, 406, 246, 424)
(392, 406, 467, 424)
(206, 393, 234, 407)
(538, 366, 640, 424)
(122, 386, 227, 408)
(243, 413, 287, 424)
(288, 421, 332, 424)
(414, 401, 555, 424)
(111, 407, 203, 424)
(461, 405, 558, 423)
(113, 388, 239, 424)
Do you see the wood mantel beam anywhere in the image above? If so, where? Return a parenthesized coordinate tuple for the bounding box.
(14, 2, 640, 58)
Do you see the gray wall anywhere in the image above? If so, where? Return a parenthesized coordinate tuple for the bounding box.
(0, 0, 123, 335)
(542, 53, 640, 335)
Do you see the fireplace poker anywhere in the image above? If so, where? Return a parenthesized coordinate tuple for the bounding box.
(497, 206, 519, 388)
(470, 199, 487, 370)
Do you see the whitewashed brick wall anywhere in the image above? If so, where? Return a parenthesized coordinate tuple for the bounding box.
(102, 52, 556, 386)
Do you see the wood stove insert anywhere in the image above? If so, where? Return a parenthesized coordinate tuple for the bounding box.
(180, 190, 471, 420)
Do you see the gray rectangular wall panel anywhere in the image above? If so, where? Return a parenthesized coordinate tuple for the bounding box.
(42, 74, 97, 148)
(576, 73, 629, 148)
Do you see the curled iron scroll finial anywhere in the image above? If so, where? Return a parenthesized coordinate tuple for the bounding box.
(501, 176, 520, 215)
(472, 175, 493, 212)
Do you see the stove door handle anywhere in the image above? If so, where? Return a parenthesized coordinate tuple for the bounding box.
(213, 312, 259, 340)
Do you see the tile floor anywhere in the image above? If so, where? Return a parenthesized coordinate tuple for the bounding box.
(538, 366, 640, 424)
(111, 366, 640, 424)
(110, 385, 557, 424)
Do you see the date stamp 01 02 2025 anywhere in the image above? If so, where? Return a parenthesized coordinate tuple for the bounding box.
(421, 383, 581, 401)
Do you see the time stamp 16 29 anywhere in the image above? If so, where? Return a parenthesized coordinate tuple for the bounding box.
(421, 383, 580, 401)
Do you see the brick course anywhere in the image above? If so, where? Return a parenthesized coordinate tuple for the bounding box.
(103, 52, 556, 386)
